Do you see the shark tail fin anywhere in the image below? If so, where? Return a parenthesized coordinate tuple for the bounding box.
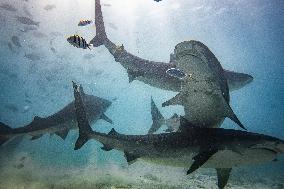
(148, 97, 165, 134)
(72, 81, 93, 150)
(0, 122, 13, 146)
(89, 0, 107, 47)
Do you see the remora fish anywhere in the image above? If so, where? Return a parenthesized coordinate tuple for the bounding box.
(161, 41, 246, 130)
(0, 85, 112, 145)
(16, 16, 40, 27)
(89, 0, 253, 92)
(72, 81, 284, 189)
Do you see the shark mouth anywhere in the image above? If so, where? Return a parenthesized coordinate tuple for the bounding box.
(249, 146, 280, 154)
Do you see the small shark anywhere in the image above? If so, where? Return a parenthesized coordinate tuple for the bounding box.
(90, 0, 253, 93)
(0, 85, 113, 146)
(72, 81, 284, 189)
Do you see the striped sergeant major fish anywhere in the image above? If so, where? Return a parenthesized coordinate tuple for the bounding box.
(78, 19, 93, 26)
(67, 35, 91, 49)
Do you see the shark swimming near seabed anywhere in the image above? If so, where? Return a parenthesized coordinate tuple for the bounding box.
(0, 85, 113, 146)
(72, 81, 284, 189)
(89, 0, 252, 130)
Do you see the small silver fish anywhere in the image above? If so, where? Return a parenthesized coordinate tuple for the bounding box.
(50, 47, 56, 54)
(20, 25, 38, 32)
(11, 36, 21, 47)
(7, 42, 15, 52)
(16, 16, 40, 26)
(78, 20, 92, 26)
(33, 31, 47, 38)
(67, 35, 91, 49)
(24, 53, 41, 61)
(44, 4, 56, 11)
(0, 3, 17, 12)
(166, 68, 186, 79)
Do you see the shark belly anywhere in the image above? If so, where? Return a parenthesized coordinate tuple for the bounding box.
(141, 149, 277, 169)
(177, 52, 227, 128)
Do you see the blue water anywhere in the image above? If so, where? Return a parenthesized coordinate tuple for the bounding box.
(0, 0, 283, 188)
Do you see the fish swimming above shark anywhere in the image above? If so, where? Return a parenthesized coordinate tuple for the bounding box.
(89, 0, 253, 93)
(87, 0, 251, 130)
(72, 81, 284, 189)
(0, 85, 113, 146)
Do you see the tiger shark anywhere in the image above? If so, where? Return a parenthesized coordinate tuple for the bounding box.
(89, 0, 252, 130)
(72, 81, 284, 189)
(0, 85, 112, 146)
(90, 0, 253, 92)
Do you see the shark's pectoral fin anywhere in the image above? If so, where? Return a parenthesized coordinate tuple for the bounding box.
(101, 113, 113, 124)
(55, 130, 69, 140)
(124, 151, 139, 165)
(30, 134, 43, 140)
(223, 99, 246, 130)
(127, 70, 144, 83)
(74, 134, 89, 150)
(162, 93, 184, 107)
(101, 144, 113, 151)
(216, 168, 232, 189)
(187, 148, 218, 175)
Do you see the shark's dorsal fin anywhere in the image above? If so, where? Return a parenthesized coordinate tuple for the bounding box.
(162, 93, 184, 107)
(187, 148, 218, 175)
(101, 144, 113, 151)
(55, 130, 69, 140)
(101, 113, 113, 124)
(124, 151, 139, 165)
(108, 128, 118, 136)
(216, 168, 232, 189)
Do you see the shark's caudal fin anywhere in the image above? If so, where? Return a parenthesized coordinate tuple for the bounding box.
(0, 122, 13, 146)
(148, 97, 165, 134)
(72, 81, 93, 150)
(89, 0, 107, 47)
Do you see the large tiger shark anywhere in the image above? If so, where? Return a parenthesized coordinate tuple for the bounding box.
(72, 81, 284, 189)
(0, 86, 112, 146)
(89, 0, 252, 131)
(90, 0, 253, 93)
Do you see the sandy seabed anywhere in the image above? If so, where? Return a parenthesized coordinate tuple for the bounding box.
(0, 152, 283, 189)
